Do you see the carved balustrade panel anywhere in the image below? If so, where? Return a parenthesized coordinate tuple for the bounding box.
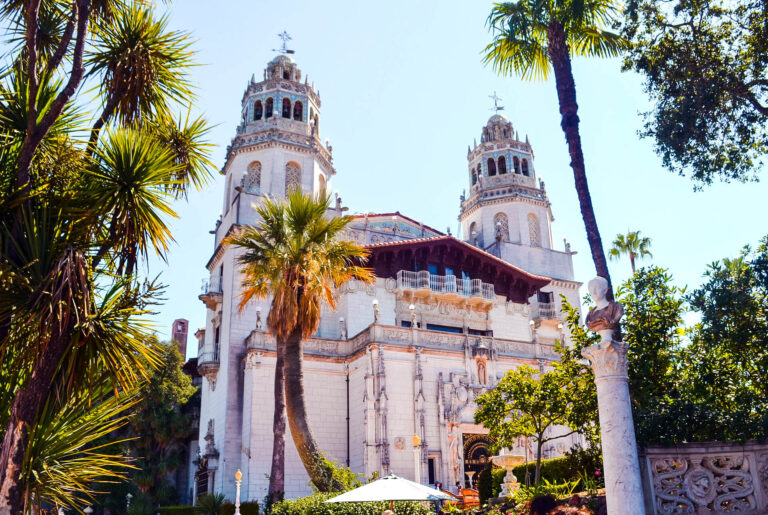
(641, 442, 768, 514)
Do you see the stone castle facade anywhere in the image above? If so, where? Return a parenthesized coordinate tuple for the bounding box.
(192, 55, 582, 501)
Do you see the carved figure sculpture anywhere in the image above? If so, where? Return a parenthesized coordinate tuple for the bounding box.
(585, 276, 623, 334)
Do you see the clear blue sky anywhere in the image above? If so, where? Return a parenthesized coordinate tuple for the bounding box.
(147, 0, 768, 356)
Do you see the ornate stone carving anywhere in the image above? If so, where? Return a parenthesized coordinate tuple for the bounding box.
(244, 351, 262, 370)
(582, 340, 629, 379)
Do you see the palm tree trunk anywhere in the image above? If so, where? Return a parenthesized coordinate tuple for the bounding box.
(0, 322, 72, 514)
(268, 342, 286, 504)
(546, 20, 613, 299)
(282, 327, 341, 492)
(630, 253, 636, 274)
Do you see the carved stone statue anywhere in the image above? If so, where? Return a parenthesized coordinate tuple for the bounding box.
(585, 276, 623, 338)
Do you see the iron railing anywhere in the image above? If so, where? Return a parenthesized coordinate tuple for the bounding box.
(397, 270, 494, 300)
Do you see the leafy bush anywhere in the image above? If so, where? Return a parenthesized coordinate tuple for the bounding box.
(512, 451, 602, 488)
(196, 493, 226, 515)
(222, 501, 259, 515)
(270, 492, 432, 514)
(158, 507, 199, 515)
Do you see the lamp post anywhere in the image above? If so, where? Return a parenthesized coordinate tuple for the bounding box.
(234, 469, 243, 515)
(412, 433, 422, 483)
(126, 492, 133, 510)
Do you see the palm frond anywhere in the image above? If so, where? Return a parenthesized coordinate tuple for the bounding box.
(569, 26, 629, 58)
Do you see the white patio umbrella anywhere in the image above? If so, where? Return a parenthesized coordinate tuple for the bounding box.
(325, 473, 455, 511)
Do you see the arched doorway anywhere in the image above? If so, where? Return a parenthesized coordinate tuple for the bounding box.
(462, 433, 493, 489)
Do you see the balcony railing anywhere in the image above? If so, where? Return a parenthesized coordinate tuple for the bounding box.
(201, 275, 222, 295)
(198, 346, 220, 366)
(397, 270, 495, 300)
(533, 301, 558, 320)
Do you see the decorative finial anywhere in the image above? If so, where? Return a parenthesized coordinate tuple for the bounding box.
(273, 31, 295, 55)
(489, 91, 504, 113)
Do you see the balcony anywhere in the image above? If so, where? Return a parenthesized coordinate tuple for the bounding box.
(532, 301, 559, 321)
(396, 270, 495, 304)
(199, 276, 223, 310)
(197, 347, 220, 390)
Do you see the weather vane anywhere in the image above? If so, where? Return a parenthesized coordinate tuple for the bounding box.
(273, 31, 295, 55)
(489, 91, 504, 113)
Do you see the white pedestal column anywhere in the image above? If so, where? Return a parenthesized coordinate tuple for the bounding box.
(582, 335, 645, 515)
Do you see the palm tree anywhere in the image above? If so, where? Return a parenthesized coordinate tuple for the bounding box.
(609, 230, 652, 274)
(226, 190, 373, 492)
(485, 0, 628, 298)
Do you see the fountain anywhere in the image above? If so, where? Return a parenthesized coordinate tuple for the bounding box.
(491, 449, 525, 496)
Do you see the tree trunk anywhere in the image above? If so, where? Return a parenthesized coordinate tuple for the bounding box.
(535, 438, 543, 485)
(282, 327, 341, 492)
(630, 252, 636, 274)
(268, 342, 286, 504)
(0, 323, 71, 514)
(547, 20, 614, 299)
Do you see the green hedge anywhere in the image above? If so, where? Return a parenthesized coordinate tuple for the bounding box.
(157, 507, 198, 515)
(222, 501, 259, 515)
(512, 452, 602, 486)
(477, 463, 507, 503)
(270, 492, 433, 514)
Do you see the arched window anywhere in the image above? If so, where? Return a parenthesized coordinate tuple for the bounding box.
(313, 114, 319, 133)
(253, 100, 263, 121)
(317, 174, 326, 196)
(242, 161, 261, 193)
(471, 169, 477, 185)
(282, 98, 291, 118)
(265, 98, 274, 118)
(528, 213, 541, 247)
(513, 156, 521, 174)
(293, 100, 303, 121)
(498, 155, 507, 174)
(224, 175, 233, 212)
(469, 222, 479, 246)
(494, 213, 509, 242)
(487, 158, 497, 176)
(522, 159, 530, 176)
(285, 162, 301, 196)
(283, 70, 290, 80)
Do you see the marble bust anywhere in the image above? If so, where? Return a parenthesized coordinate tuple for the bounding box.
(585, 276, 623, 336)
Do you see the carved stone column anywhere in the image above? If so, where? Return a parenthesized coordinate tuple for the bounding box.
(582, 333, 645, 514)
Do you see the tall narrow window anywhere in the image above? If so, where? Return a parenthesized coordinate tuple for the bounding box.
(265, 97, 274, 118)
(285, 162, 301, 195)
(528, 213, 541, 247)
(522, 159, 530, 176)
(282, 98, 291, 118)
(494, 213, 509, 242)
(487, 158, 497, 176)
(242, 161, 261, 193)
(513, 156, 521, 174)
(477, 360, 487, 385)
(317, 174, 326, 195)
(283, 70, 290, 80)
(293, 100, 303, 121)
(471, 169, 477, 185)
(498, 155, 507, 174)
(253, 100, 263, 121)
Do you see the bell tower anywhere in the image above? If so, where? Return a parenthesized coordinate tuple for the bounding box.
(220, 50, 334, 215)
(459, 112, 574, 280)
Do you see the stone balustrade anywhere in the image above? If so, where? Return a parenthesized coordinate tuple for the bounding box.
(244, 323, 556, 360)
(640, 441, 768, 514)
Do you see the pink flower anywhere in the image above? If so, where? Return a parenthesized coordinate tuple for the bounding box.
(595, 470, 601, 476)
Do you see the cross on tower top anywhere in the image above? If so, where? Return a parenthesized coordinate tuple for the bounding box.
(489, 91, 504, 113)
(273, 31, 295, 55)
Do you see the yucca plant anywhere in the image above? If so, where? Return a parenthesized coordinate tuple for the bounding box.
(0, 1, 213, 512)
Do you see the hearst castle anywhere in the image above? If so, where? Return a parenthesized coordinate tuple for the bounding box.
(190, 54, 583, 501)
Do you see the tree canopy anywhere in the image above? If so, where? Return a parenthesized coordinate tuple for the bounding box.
(623, 0, 768, 185)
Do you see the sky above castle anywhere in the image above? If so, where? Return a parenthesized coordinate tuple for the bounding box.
(151, 0, 768, 352)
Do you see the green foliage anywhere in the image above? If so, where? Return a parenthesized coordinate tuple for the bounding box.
(511, 478, 579, 505)
(270, 492, 432, 515)
(222, 501, 260, 515)
(127, 340, 198, 506)
(512, 452, 602, 489)
(484, 0, 628, 80)
(196, 493, 226, 515)
(157, 507, 199, 515)
(622, 0, 768, 185)
(609, 230, 653, 273)
(478, 462, 508, 503)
